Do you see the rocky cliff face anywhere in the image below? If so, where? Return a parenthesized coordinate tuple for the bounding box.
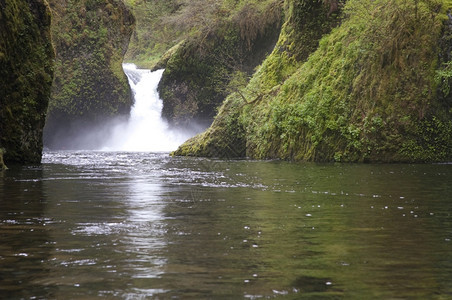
(174, 0, 452, 163)
(157, 0, 283, 129)
(173, 0, 339, 158)
(0, 0, 55, 164)
(44, 0, 135, 149)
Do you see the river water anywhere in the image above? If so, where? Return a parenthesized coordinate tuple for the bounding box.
(1, 151, 451, 299)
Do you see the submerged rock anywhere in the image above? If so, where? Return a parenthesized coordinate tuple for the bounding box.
(0, 0, 55, 164)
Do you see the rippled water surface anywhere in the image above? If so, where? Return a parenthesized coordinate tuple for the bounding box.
(1, 151, 451, 299)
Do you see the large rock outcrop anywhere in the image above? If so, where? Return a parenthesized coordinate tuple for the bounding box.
(44, 0, 135, 149)
(0, 0, 55, 164)
(174, 0, 452, 163)
(157, 0, 283, 128)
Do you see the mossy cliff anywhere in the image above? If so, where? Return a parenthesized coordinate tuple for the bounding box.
(174, 0, 452, 163)
(157, 0, 284, 128)
(0, 0, 55, 164)
(44, 0, 135, 149)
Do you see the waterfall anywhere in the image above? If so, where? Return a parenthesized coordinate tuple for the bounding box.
(102, 63, 193, 152)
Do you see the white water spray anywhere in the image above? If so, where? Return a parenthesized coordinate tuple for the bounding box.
(102, 64, 195, 152)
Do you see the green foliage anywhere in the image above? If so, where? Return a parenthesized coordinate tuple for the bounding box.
(157, 0, 284, 127)
(122, 0, 182, 68)
(248, 0, 447, 162)
(401, 117, 452, 161)
(174, 0, 335, 157)
(122, 0, 286, 127)
(436, 61, 452, 95)
(175, 0, 452, 163)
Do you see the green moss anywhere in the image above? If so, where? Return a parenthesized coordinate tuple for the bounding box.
(158, 0, 284, 127)
(254, 0, 447, 162)
(175, 0, 452, 163)
(45, 0, 135, 148)
(172, 94, 246, 157)
(401, 117, 452, 162)
(0, 0, 55, 163)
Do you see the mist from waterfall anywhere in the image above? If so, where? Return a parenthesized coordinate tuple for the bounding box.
(102, 63, 196, 152)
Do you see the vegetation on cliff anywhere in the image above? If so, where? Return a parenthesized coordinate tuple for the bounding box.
(122, 0, 182, 69)
(44, 0, 135, 149)
(122, 0, 284, 128)
(0, 0, 55, 164)
(158, 0, 284, 128)
(174, 0, 452, 162)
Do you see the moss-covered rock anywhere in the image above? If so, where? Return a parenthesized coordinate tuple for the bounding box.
(174, 0, 339, 158)
(158, 0, 283, 128)
(0, 0, 55, 164)
(172, 95, 247, 158)
(175, 0, 452, 163)
(44, 0, 135, 149)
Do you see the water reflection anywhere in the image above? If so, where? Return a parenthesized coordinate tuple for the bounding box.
(0, 166, 55, 299)
(37, 153, 173, 298)
(0, 153, 451, 299)
(155, 160, 452, 298)
(122, 177, 168, 289)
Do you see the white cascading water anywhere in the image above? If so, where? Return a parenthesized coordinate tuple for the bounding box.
(102, 63, 193, 152)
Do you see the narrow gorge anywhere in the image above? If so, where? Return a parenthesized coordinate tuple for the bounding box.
(2, 1, 452, 299)
(1, 0, 452, 166)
